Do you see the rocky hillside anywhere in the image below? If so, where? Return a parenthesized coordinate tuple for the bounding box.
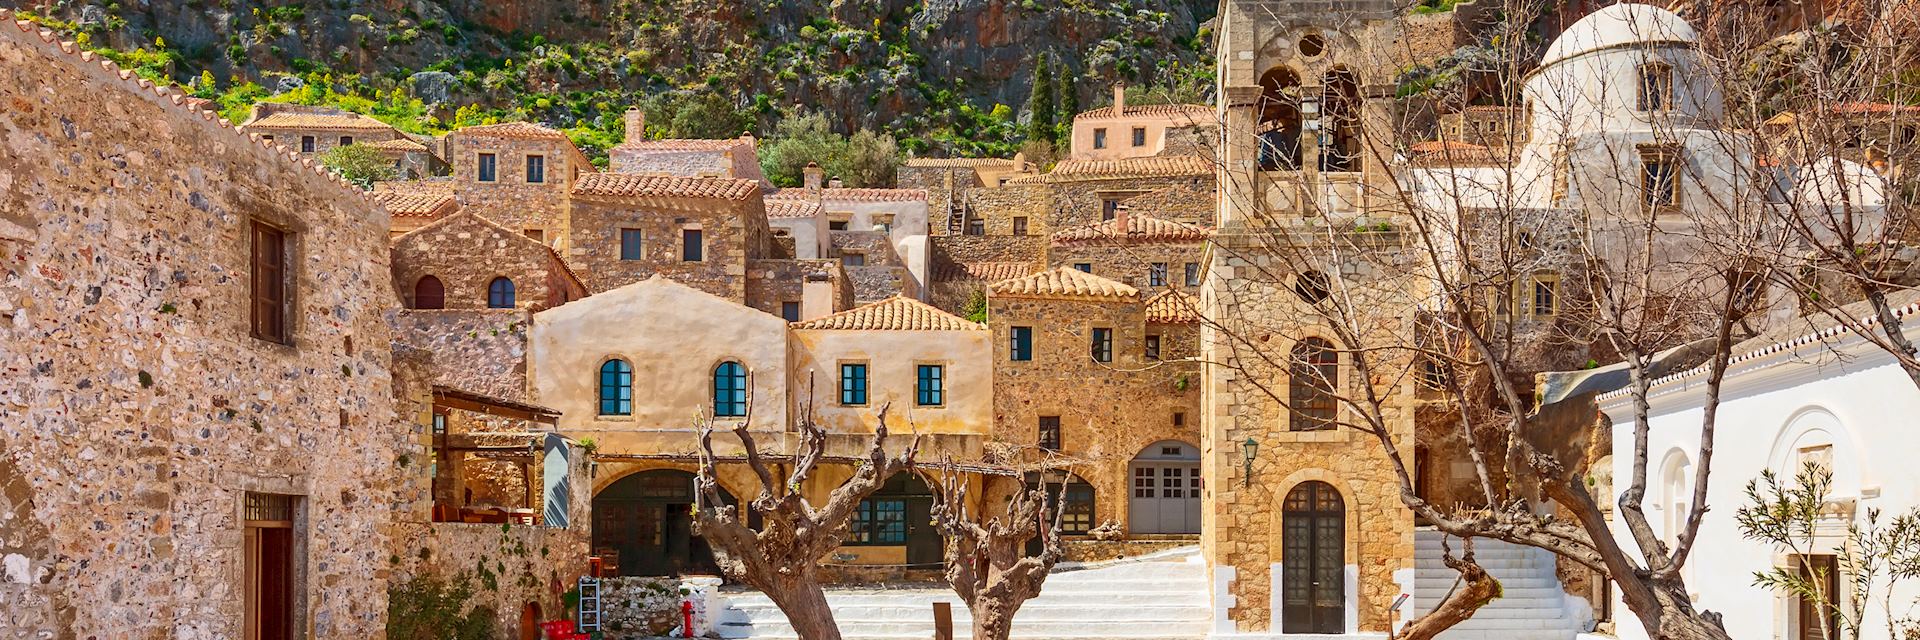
(3, 0, 1216, 157)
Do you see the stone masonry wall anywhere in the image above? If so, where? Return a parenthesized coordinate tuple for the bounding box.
(988, 295, 1202, 532)
(391, 212, 587, 311)
(563, 194, 766, 301)
(390, 309, 533, 401)
(449, 134, 579, 239)
(1048, 242, 1207, 293)
(745, 258, 850, 318)
(0, 17, 405, 638)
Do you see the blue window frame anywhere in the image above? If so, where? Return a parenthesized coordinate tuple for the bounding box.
(713, 361, 747, 417)
(599, 359, 632, 416)
(840, 363, 868, 406)
(1009, 326, 1033, 361)
(487, 277, 515, 309)
(849, 498, 906, 544)
(916, 364, 943, 406)
(620, 228, 643, 260)
(477, 153, 497, 182)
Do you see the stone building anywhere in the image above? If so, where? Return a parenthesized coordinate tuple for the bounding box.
(448, 121, 593, 243)
(390, 210, 588, 311)
(608, 109, 770, 186)
(563, 173, 771, 301)
(985, 268, 1203, 537)
(373, 180, 460, 236)
(1069, 83, 1218, 161)
(767, 171, 932, 304)
(239, 102, 411, 156)
(1047, 209, 1212, 293)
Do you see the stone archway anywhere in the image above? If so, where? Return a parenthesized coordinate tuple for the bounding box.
(1128, 441, 1201, 534)
(1280, 480, 1345, 634)
(591, 469, 738, 577)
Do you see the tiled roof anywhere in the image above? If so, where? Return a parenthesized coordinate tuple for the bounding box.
(1408, 140, 1487, 154)
(1832, 102, 1920, 115)
(1051, 215, 1211, 246)
(1409, 143, 1508, 167)
(373, 189, 457, 218)
(903, 157, 1017, 168)
(572, 173, 760, 201)
(247, 111, 401, 132)
(1009, 155, 1213, 183)
(770, 187, 929, 203)
(457, 121, 571, 141)
(989, 267, 1139, 301)
(365, 137, 430, 152)
(0, 13, 376, 206)
(615, 138, 748, 151)
(1145, 290, 1201, 324)
(766, 199, 822, 220)
(934, 260, 1038, 283)
(792, 296, 984, 331)
(1074, 103, 1214, 121)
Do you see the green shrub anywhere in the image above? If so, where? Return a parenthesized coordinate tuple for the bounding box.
(386, 573, 496, 640)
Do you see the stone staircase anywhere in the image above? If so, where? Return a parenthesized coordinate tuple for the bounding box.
(714, 546, 1209, 640)
(1411, 529, 1591, 640)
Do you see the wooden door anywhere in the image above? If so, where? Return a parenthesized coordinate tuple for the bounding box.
(905, 498, 942, 567)
(1281, 481, 1344, 634)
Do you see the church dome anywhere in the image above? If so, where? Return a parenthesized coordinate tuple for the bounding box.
(1538, 3, 1699, 68)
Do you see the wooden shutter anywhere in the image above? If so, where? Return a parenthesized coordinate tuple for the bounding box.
(250, 221, 287, 342)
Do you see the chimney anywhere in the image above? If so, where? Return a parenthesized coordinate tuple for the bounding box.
(1112, 81, 1127, 115)
(623, 109, 645, 142)
(803, 162, 825, 190)
(1012, 151, 1027, 170)
(1114, 204, 1131, 234)
(828, 176, 845, 189)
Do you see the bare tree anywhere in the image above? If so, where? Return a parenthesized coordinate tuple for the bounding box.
(692, 391, 920, 640)
(928, 458, 1069, 640)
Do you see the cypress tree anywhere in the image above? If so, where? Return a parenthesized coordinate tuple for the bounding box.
(1053, 58, 1078, 146)
(1025, 52, 1056, 144)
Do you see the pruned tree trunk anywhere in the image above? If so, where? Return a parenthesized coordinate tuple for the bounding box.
(929, 458, 1068, 640)
(691, 384, 919, 640)
(1393, 538, 1499, 640)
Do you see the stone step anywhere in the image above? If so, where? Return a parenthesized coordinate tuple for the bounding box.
(721, 602, 1210, 623)
(1430, 630, 1586, 640)
(723, 590, 1208, 607)
(1414, 575, 1558, 589)
(717, 619, 1209, 639)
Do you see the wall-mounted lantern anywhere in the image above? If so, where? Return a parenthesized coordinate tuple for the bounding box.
(1242, 437, 1260, 487)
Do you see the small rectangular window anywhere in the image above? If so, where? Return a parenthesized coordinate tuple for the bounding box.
(1012, 217, 1028, 236)
(300, 136, 315, 153)
(840, 362, 869, 406)
(1638, 63, 1673, 113)
(829, 220, 849, 231)
(477, 153, 497, 182)
(1528, 274, 1559, 319)
(525, 155, 546, 183)
(843, 252, 866, 267)
(620, 228, 644, 260)
(1641, 150, 1681, 213)
(523, 228, 544, 243)
(250, 220, 289, 343)
(1038, 416, 1061, 451)
(1091, 327, 1113, 363)
(1093, 128, 1108, 149)
(916, 364, 944, 406)
(1074, 263, 1092, 273)
(1102, 199, 1119, 220)
(1149, 263, 1168, 287)
(340, 136, 354, 147)
(1132, 127, 1147, 147)
(966, 219, 984, 236)
(1184, 262, 1201, 287)
(782, 301, 801, 322)
(682, 228, 703, 262)
(1145, 334, 1161, 360)
(1173, 412, 1185, 427)
(1009, 326, 1033, 361)
(431, 412, 447, 435)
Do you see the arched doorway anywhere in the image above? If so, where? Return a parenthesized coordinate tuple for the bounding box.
(1129, 441, 1200, 534)
(591, 470, 735, 577)
(1024, 471, 1096, 555)
(412, 275, 445, 309)
(517, 602, 542, 640)
(850, 473, 944, 568)
(1258, 68, 1304, 171)
(1281, 481, 1344, 634)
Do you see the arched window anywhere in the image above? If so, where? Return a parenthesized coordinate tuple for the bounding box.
(413, 275, 445, 309)
(1257, 68, 1304, 171)
(1637, 62, 1673, 113)
(1289, 338, 1338, 431)
(487, 277, 516, 308)
(598, 359, 632, 416)
(1660, 451, 1691, 544)
(1320, 68, 1362, 172)
(713, 361, 747, 417)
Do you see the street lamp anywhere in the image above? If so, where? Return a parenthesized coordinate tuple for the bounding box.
(1242, 437, 1259, 487)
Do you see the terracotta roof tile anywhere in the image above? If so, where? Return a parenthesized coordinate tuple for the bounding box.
(616, 138, 749, 151)
(457, 121, 571, 141)
(1009, 155, 1213, 183)
(1074, 103, 1214, 121)
(792, 296, 984, 331)
(247, 111, 402, 132)
(365, 137, 430, 152)
(934, 261, 1037, 283)
(572, 173, 760, 201)
(1051, 215, 1211, 246)
(373, 189, 457, 218)
(769, 187, 928, 203)
(989, 267, 1139, 301)
(1145, 290, 1201, 324)
(1409, 140, 1487, 154)
(766, 199, 822, 220)
(903, 157, 1017, 168)
(1409, 142, 1508, 167)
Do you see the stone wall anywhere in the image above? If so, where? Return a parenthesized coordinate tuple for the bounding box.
(1118, 183, 1217, 226)
(962, 183, 1053, 236)
(931, 235, 1047, 265)
(391, 212, 587, 311)
(390, 309, 533, 400)
(745, 258, 851, 318)
(1048, 242, 1207, 293)
(448, 133, 579, 239)
(0, 16, 405, 637)
(1042, 174, 1215, 230)
(563, 193, 769, 300)
(988, 294, 1202, 532)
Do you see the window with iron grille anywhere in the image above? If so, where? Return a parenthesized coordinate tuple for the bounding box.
(840, 363, 868, 406)
(916, 365, 944, 406)
(244, 492, 295, 523)
(1289, 338, 1338, 431)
